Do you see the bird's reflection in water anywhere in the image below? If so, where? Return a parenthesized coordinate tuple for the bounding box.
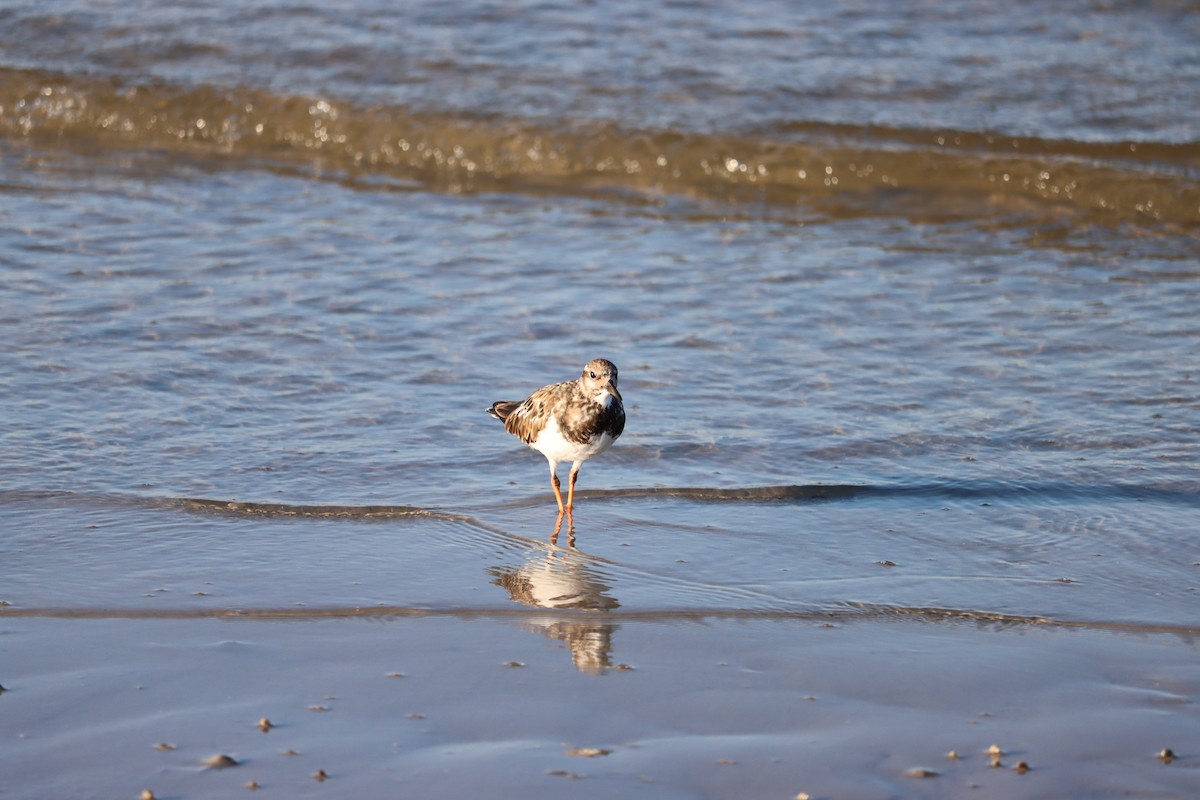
(488, 536, 620, 674)
(550, 513, 572, 547)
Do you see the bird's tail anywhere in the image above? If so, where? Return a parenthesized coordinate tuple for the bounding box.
(487, 401, 520, 421)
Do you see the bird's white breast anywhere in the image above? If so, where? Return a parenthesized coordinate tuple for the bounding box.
(530, 414, 616, 465)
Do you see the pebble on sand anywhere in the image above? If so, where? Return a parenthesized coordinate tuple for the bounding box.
(204, 754, 240, 769)
(140, 791, 156, 800)
(257, 717, 273, 732)
(1014, 761, 1031, 774)
(314, 769, 328, 782)
(545, 769, 581, 780)
(905, 768, 939, 778)
(1158, 748, 1176, 763)
(565, 746, 611, 758)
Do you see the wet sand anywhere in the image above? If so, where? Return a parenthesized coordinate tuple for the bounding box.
(3, 610, 1197, 799)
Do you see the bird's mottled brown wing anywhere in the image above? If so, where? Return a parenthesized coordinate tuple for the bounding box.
(491, 381, 569, 444)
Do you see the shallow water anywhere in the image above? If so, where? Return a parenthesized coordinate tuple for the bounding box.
(2, 146, 1196, 629)
(2, 2, 1199, 797)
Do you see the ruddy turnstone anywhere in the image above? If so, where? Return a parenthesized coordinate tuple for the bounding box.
(487, 358, 625, 516)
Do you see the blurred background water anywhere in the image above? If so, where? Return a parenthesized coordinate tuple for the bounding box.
(1, 0, 1198, 632)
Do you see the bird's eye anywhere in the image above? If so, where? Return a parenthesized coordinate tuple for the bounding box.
(589, 371, 596, 379)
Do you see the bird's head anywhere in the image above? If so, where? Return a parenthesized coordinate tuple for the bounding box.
(581, 358, 622, 404)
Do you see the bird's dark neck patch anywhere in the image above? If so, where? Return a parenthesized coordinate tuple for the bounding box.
(560, 396, 625, 444)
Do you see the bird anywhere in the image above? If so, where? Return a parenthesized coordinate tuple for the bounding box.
(487, 358, 625, 519)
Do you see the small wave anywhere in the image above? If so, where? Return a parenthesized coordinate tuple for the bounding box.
(3, 482, 1195, 518)
(576, 481, 1200, 507)
(0, 489, 476, 520)
(176, 496, 463, 519)
(2, 67, 1197, 233)
(584, 485, 870, 502)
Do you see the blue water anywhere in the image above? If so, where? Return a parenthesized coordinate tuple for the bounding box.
(1, 146, 1196, 630)
(2, 5, 1199, 797)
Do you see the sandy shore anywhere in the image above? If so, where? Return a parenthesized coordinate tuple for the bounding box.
(2, 611, 1196, 799)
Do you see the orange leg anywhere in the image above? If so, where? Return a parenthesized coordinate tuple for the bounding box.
(566, 466, 580, 513)
(550, 472, 565, 512)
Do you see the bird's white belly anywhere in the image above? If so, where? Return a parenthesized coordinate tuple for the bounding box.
(530, 415, 615, 465)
